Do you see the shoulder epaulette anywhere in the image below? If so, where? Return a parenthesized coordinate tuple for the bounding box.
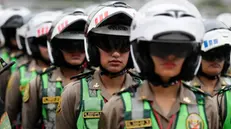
(70, 70, 95, 80)
(182, 82, 210, 96)
(10, 52, 24, 59)
(217, 85, 231, 94)
(117, 84, 140, 95)
(38, 66, 56, 75)
(127, 70, 143, 80)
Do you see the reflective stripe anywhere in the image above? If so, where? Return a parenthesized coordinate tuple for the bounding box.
(131, 97, 143, 120)
(42, 74, 49, 120)
(10, 57, 17, 73)
(143, 101, 159, 129)
(122, 92, 158, 129)
(77, 78, 104, 129)
(187, 91, 199, 114)
(41, 73, 63, 129)
(195, 93, 208, 129)
(223, 91, 231, 129)
(175, 104, 188, 129)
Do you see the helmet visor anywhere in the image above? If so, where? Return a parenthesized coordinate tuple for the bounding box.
(147, 42, 195, 58)
(94, 35, 130, 53)
(55, 39, 85, 53)
(201, 46, 230, 61)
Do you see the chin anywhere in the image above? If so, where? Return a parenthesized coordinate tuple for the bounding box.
(107, 67, 123, 73)
(207, 72, 221, 76)
(159, 73, 179, 78)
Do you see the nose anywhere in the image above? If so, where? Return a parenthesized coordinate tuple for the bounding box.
(166, 54, 176, 60)
(112, 51, 120, 58)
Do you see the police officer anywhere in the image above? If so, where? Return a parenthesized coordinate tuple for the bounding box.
(212, 15, 231, 129)
(0, 57, 14, 129)
(22, 10, 88, 129)
(5, 11, 62, 127)
(99, 0, 219, 129)
(189, 20, 231, 97)
(56, 1, 140, 129)
(0, 7, 31, 102)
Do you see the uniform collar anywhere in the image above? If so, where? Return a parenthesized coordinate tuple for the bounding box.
(89, 70, 136, 100)
(50, 68, 66, 82)
(17, 55, 31, 67)
(190, 76, 222, 96)
(28, 59, 44, 72)
(137, 80, 197, 105)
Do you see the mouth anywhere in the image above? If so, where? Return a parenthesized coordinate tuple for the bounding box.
(108, 60, 122, 65)
(71, 53, 82, 58)
(162, 62, 176, 68)
(209, 63, 221, 68)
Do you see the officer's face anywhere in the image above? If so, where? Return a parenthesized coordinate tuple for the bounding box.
(99, 48, 129, 73)
(151, 55, 185, 82)
(39, 46, 50, 61)
(61, 50, 86, 66)
(201, 59, 225, 76)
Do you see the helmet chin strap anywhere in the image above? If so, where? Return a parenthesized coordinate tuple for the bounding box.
(99, 65, 127, 78)
(198, 71, 219, 80)
(63, 61, 84, 70)
(148, 73, 181, 88)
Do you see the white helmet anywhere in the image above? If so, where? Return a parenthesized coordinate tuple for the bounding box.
(0, 7, 31, 47)
(217, 13, 231, 29)
(16, 13, 35, 51)
(84, 1, 137, 68)
(16, 24, 28, 50)
(130, 0, 205, 85)
(25, 11, 63, 56)
(84, 4, 99, 16)
(47, 10, 87, 66)
(202, 20, 231, 52)
(200, 20, 231, 76)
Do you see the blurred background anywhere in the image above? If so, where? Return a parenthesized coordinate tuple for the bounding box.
(1, 0, 231, 18)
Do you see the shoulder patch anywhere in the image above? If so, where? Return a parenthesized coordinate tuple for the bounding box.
(186, 113, 204, 129)
(117, 84, 139, 95)
(183, 83, 208, 96)
(221, 77, 231, 86)
(128, 70, 143, 80)
(23, 84, 30, 103)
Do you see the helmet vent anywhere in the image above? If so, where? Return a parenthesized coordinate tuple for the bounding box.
(112, 2, 128, 8)
(155, 10, 195, 18)
(108, 25, 128, 31)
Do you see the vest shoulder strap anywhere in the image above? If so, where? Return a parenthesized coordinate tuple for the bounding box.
(77, 78, 103, 129)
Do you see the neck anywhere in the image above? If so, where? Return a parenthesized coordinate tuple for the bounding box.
(36, 59, 49, 69)
(60, 66, 83, 80)
(11, 48, 20, 53)
(151, 83, 180, 98)
(100, 73, 126, 89)
(198, 75, 218, 89)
